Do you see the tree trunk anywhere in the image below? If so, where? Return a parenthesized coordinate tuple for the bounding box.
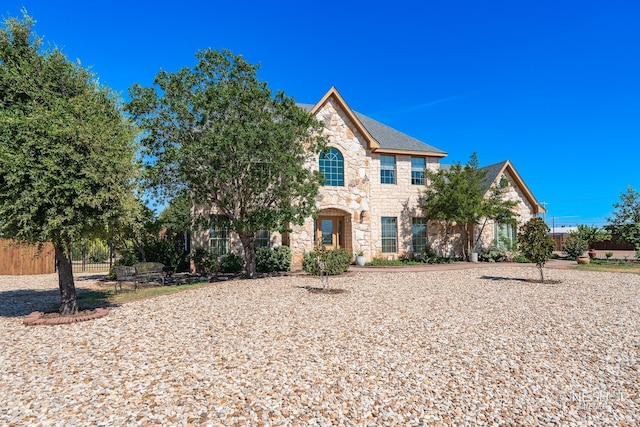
(55, 244, 78, 315)
(459, 224, 468, 260)
(537, 263, 545, 283)
(239, 233, 257, 279)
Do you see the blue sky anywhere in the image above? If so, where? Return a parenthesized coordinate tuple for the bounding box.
(3, 0, 639, 227)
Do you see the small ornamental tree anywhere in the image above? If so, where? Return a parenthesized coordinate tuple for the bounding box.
(562, 232, 589, 259)
(0, 13, 138, 314)
(517, 217, 555, 283)
(575, 224, 610, 247)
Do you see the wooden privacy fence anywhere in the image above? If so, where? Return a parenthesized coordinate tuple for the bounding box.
(0, 239, 55, 275)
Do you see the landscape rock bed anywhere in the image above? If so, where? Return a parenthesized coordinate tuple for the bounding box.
(0, 267, 638, 425)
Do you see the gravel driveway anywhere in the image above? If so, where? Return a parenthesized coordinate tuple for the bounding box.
(0, 266, 638, 426)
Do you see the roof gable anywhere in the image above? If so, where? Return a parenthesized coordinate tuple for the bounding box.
(305, 87, 447, 157)
(480, 160, 546, 214)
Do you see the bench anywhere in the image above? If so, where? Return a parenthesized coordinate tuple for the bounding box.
(114, 262, 165, 292)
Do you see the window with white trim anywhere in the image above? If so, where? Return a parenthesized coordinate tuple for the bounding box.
(412, 217, 428, 254)
(411, 157, 426, 185)
(256, 230, 270, 248)
(381, 217, 397, 253)
(209, 227, 230, 255)
(495, 222, 516, 249)
(319, 147, 344, 186)
(380, 155, 396, 184)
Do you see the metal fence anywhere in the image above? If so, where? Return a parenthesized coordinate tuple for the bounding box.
(71, 241, 114, 273)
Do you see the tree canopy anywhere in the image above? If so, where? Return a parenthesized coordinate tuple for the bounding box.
(126, 49, 326, 277)
(0, 13, 139, 313)
(420, 153, 516, 258)
(606, 185, 640, 251)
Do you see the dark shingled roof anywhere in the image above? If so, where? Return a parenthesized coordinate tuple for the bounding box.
(480, 160, 509, 190)
(298, 103, 446, 155)
(437, 160, 508, 192)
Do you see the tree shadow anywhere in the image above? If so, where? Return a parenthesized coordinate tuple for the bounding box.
(480, 275, 562, 284)
(0, 287, 114, 318)
(480, 275, 529, 282)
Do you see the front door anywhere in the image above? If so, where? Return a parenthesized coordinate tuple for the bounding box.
(316, 217, 343, 249)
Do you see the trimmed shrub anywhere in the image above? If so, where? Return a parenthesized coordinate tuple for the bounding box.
(141, 238, 190, 272)
(302, 247, 351, 276)
(256, 246, 291, 273)
(190, 247, 219, 275)
(512, 253, 530, 263)
(220, 252, 245, 274)
(479, 244, 507, 262)
(562, 233, 588, 259)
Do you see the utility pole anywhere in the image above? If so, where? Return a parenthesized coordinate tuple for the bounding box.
(540, 201, 548, 225)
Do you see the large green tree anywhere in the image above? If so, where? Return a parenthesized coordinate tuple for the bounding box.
(606, 185, 640, 251)
(0, 13, 138, 314)
(420, 153, 516, 259)
(126, 49, 325, 277)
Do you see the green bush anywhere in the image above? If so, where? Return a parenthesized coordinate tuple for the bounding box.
(114, 247, 138, 266)
(220, 252, 245, 274)
(479, 244, 507, 262)
(562, 233, 589, 259)
(140, 238, 190, 272)
(256, 246, 291, 273)
(512, 253, 530, 263)
(190, 247, 219, 275)
(87, 240, 110, 263)
(302, 247, 351, 276)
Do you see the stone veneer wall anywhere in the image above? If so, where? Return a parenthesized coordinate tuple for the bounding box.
(289, 98, 372, 265)
(288, 98, 441, 264)
(476, 170, 536, 250)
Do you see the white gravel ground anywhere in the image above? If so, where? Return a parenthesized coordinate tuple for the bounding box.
(0, 266, 638, 426)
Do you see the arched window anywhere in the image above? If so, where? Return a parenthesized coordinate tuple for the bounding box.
(319, 147, 344, 186)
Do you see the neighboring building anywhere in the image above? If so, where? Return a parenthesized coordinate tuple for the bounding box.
(192, 87, 546, 265)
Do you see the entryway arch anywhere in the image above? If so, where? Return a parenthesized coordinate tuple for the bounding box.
(315, 208, 352, 254)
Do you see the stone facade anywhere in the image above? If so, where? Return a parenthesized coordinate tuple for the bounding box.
(288, 97, 442, 264)
(190, 88, 544, 268)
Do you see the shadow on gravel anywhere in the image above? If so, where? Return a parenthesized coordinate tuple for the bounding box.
(480, 275, 529, 282)
(294, 285, 348, 294)
(480, 275, 562, 284)
(0, 287, 113, 318)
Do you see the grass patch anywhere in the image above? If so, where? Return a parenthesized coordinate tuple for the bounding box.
(75, 280, 211, 308)
(573, 259, 640, 274)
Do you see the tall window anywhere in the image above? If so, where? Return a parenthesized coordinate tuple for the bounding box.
(380, 155, 396, 184)
(319, 148, 344, 186)
(209, 227, 230, 255)
(381, 217, 397, 253)
(495, 222, 516, 249)
(411, 157, 426, 185)
(256, 230, 270, 248)
(412, 217, 428, 253)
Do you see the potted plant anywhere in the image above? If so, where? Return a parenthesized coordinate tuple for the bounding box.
(588, 248, 597, 259)
(354, 250, 366, 267)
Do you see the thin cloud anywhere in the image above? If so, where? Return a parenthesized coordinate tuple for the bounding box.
(369, 89, 491, 120)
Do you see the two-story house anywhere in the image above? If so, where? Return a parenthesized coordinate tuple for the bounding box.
(194, 87, 545, 266)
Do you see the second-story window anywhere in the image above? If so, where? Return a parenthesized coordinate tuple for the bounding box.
(411, 157, 426, 185)
(319, 147, 344, 186)
(380, 155, 396, 184)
